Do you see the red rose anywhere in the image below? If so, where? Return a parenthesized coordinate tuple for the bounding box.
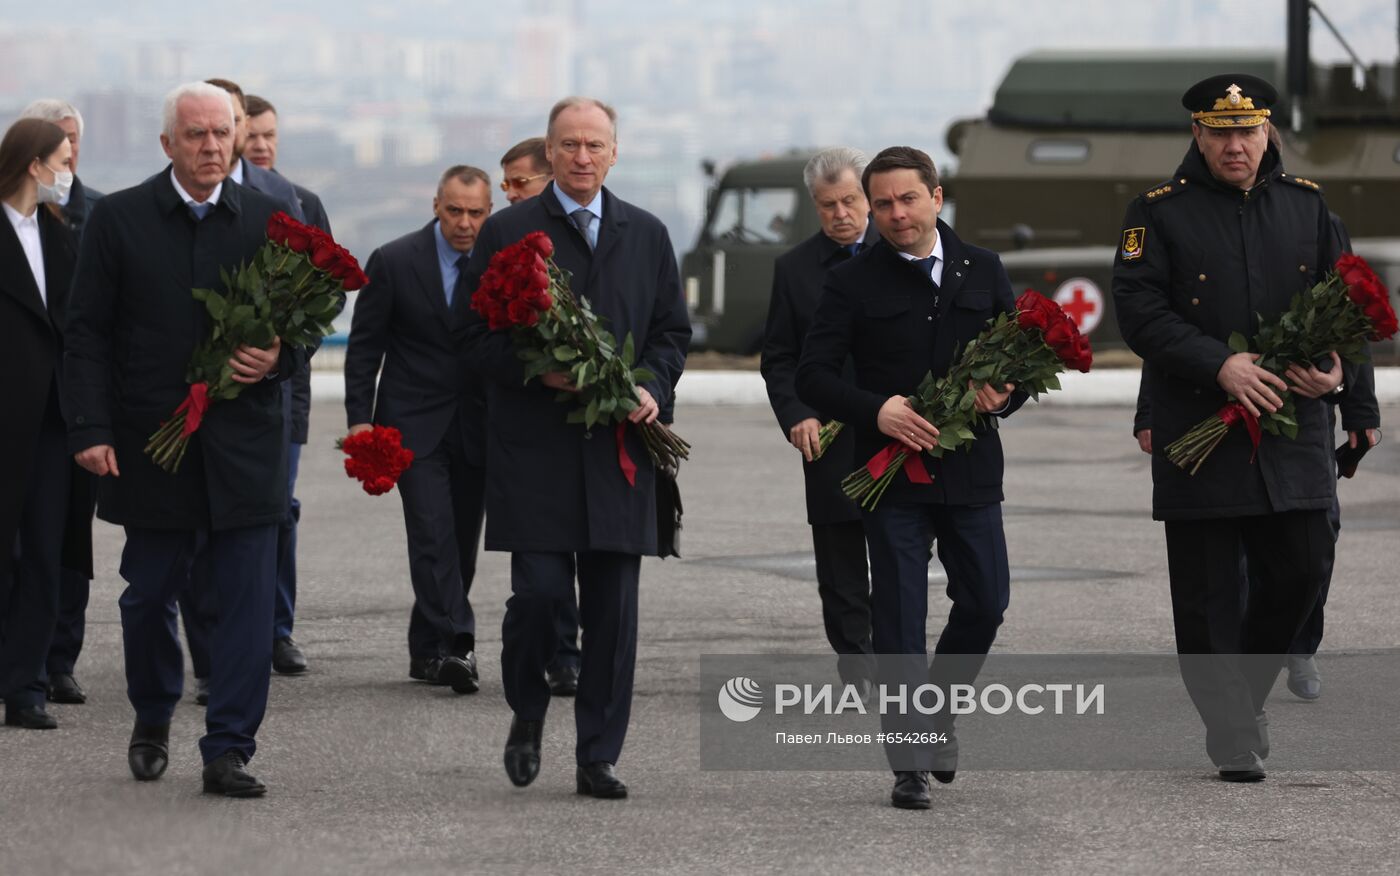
(266, 212, 292, 246)
(524, 231, 554, 258)
(310, 237, 338, 270)
(507, 298, 538, 327)
(285, 224, 313, 253)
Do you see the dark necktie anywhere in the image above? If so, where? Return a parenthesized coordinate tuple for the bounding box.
(911, 255, 939, 287)
(188, 201, 212, 221)
(447, 254, 466, 307)
(570, 208, 596, 250)
(846, 242, 860, 257)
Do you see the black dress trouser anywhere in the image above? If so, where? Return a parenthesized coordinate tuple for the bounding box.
(1164, 509, 1333, 765)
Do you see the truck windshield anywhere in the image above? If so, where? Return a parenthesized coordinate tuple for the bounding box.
(707, 187, 798, 245)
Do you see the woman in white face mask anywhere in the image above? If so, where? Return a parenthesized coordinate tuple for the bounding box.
(0, 117, 87, 731)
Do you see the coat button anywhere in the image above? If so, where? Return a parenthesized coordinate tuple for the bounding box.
(927, 315, 933, 321)
(583, 430, 593, 440)
(1299, 264, 1308, 272)
(1191, 297, 1200, 305)
(1198, 273, 1206, 281)
(75, 415, 86, 425)
(963, 259, 970, 265)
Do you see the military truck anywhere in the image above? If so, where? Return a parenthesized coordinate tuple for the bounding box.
(683, 0, 1400, 361)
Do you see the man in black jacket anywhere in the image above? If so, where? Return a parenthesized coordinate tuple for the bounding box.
(463, 97, 690, 799)
(65, 82, 304, 797)
(1113, 74, 1349, 782)
(345, 165, 493, 695)
(761, 147, 877, 693)
(796, 146, 1027, 810)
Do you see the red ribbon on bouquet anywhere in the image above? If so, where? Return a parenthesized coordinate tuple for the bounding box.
(865, 441, 933, 485)
(615, 422, 638, 487)
(175, 382, 211, 437)
(1218, 401, 1262, 462)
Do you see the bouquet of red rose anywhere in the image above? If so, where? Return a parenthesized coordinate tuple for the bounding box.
(337, 426, 415, 495)
(841, 291, 1093, 509)
(471, 231, 689, 483)
(144, 212, 365, 472)
(1165, 254, 1398, 474)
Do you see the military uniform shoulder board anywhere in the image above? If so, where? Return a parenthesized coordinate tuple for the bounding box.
(1140, 179, 1187, 202)
(1280, 173, 1324, 193)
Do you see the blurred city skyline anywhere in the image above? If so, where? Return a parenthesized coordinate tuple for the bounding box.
(2, 0, 1395, 260)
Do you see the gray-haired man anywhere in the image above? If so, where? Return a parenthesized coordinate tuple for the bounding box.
(760, 147, 876, 693)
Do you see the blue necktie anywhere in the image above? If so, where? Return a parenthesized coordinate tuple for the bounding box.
(188, 201, 212, 221)
(846, 242, 860, 257)
(570, 208, 596, 250)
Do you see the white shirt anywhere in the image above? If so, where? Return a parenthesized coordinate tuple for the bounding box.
(552, 181, 603, 249)
(229, 159, 244, 185)
(894, 232, 945, 287)
(4, 201, 47, 306)
(170, 169, 223, 209)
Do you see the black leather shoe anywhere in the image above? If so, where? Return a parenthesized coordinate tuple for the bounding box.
(547, 664, 580, 697)
(504, 716, 543, 787)
(202, 751, 267, 798)
(194, 677, 210, 706)
(1286, 655, 1321, 700)
(47, 673, 87, 704)
(5, 704, 58, 730)
(1218, 751, 1266, 783)
(931, 730, 959, 784)
(576, 762, 628, 799)
(128, 722, 170, 781)
(272, 637, 308, 675)
(437, 652, 479, 694)
(891, 771, 931, 809)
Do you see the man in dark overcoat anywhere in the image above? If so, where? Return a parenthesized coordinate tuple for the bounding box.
(462, 96, 690, 799)
(64, 82, 305, 797)
(761, 146, 877, 692)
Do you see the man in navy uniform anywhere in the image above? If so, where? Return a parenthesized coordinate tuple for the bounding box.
(761, 146, 876, 694)
(796, 146, 1025, 810)
(463, 96, 690, 799)
(65, 81, 304, 797)
(1113, 74, 1349, 781)
(345, 165, 494, 694)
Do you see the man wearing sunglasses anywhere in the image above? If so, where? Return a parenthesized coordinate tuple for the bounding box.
(499, 138, 552, 205)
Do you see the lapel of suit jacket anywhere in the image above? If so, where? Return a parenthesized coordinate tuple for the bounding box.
(588, 188, 627, 285)
(934, 220, 968, 319)
(409, 220, 454, 329)
(0, 209, 52, 327)
(39, 209, 74, 328)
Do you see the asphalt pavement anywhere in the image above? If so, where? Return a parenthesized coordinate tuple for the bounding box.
(2, 401, 1398, 875)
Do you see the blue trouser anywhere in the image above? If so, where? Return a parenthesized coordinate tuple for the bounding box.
(274, 442, 302, 640)
(0, 395, 68, 708)
(120, 524, 277, 764)
(502, 550, 640, 766)
(862, 501, 1010, 770)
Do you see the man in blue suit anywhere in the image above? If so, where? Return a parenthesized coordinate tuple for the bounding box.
(345, 166, 494, 695)
(797, 146, 1026, 810)
(65, 81, 306, 797)
(244, 92, 333, 677)
(463, 97, 690, 799)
